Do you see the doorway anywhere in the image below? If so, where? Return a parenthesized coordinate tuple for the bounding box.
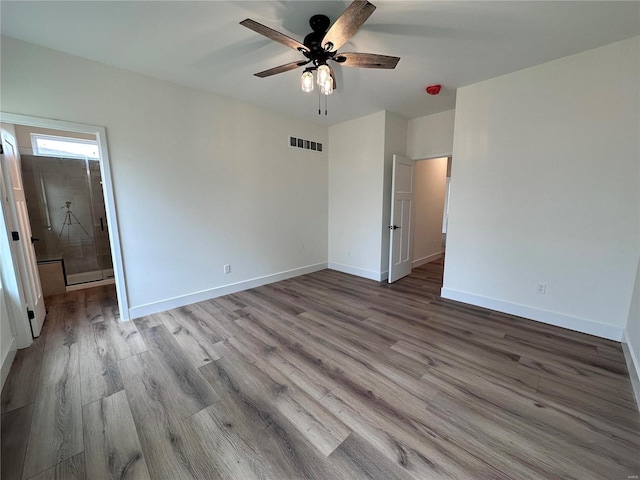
(18, 129, 114, 289)
(0, 112, 129, 348)
(387, 155, 449, 284)
(411, 156, 449, 266)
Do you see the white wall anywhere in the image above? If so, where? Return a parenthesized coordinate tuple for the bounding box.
(328, 112, 386, 280)
(412, 158, 447, 268)
(443, 37, 640, 340)
(407, 110, 455, 160)
(1, 36, 329, 317)
(328, 111, 408, 281)
(623, 259, 640, 407)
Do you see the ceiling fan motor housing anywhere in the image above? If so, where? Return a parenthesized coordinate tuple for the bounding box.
(309, 14, 330, 33)
(303, 14, 335, 66)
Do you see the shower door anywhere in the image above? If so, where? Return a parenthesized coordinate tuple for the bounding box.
(21, 154, 113, 286)
(88, 159, 113, 279)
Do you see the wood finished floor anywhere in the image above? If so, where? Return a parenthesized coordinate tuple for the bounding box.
(2, 259, 639, 479)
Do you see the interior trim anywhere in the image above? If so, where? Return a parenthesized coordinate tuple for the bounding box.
(128, 262, 328, 319)
(441, 287, 624, 341)
(622, 330, 640, 412)
(412, 252, 442, 269)
(328, 262, 386, 282)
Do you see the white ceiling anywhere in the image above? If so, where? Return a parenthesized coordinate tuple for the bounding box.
(1, 1, 638, 126)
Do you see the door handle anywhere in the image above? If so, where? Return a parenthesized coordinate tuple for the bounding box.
(388, 225, 400, 230)
(31, 236, 40, 243)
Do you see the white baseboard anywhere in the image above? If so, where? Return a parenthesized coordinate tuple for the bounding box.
(128, 262, 328, 319)
(412, 252, 442, 268)
(66, 278, 115, 292)
(440, 287, 624, 341)
(330, 254, 440, 282)
(328, 262, 386, 282)
(622, 330, 640, 413)
(1, 336, 17, 391)
(67, 271, 104, 285)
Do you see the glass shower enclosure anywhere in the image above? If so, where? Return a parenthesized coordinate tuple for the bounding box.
(21, 154, 113, 286)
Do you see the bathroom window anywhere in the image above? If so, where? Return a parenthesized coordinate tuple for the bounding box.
(31, 133, 99, 160)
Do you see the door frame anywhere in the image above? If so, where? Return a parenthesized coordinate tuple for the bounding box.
(0, 112, 130, 322)
(385, 153, 453, 285)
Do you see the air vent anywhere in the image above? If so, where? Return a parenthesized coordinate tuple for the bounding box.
(289, 136, 323, 152)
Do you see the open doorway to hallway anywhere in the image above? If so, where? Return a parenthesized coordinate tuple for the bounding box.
(411, 156, 450, 280)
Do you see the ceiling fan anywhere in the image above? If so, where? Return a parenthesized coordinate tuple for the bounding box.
(240, 0, 400, 99)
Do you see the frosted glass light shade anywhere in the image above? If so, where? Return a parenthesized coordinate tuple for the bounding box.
(301, 70, 314, 92)
(317, 65, 330, 86)
(320, 77, 334, 95)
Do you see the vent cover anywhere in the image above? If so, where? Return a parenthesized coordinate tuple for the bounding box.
(289, 136, 323, 152)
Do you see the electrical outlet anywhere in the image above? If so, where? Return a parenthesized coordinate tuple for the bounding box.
(224, 264, 231, 274)
(536, 282, 546, 295)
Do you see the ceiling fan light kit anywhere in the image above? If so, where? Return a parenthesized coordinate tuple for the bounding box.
(301, 69, 315, 92)
(316, 65, 331, 87)
(320, 76, 334, 96)
(240, 0, 400, 114)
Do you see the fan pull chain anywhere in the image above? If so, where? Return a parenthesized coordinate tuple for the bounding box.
(317, 91, 329, 116)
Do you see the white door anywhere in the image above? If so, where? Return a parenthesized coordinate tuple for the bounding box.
(0, 126, 46, 336)
(0, 167, 33, 349)
(388, 154, 415, 283)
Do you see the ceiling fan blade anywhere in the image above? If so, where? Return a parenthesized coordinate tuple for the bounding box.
(328, 64, 337, 90)
(254, 60, 310, 78)
(321, 0, 376, 52)
(334, 52, 400, 69)
(240, 19, 308, 52)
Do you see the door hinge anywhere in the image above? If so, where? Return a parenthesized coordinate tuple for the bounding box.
(27, 309, 35, 320)
(11, 231, 20, 241)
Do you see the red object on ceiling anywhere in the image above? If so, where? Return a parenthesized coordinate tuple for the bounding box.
(426, 84, 442, 95)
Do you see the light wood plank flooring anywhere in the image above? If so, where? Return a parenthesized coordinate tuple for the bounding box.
(2, 260, 639, 479)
